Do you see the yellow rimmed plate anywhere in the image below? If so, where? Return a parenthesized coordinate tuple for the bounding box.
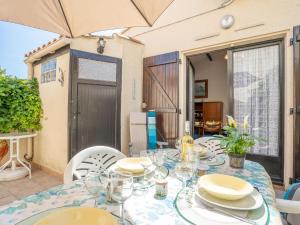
(33, 207, 117, 225)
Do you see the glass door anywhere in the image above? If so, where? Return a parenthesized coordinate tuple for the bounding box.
(228, 41, 284, 183)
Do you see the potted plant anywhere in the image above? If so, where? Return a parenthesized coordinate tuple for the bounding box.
(214, 116, 258, 168)
(0, 68, 43, 162)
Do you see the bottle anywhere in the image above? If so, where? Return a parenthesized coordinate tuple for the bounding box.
(181, 121, 194, 161)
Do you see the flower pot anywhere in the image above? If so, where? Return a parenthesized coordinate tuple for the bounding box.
(228, 153, 246, 169)
(0, 140, 8, 162)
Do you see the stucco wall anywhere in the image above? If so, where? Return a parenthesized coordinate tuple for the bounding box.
(32, 51, 70, 174)
(124, 0, 297, 187)
(192, 51, 229, 121)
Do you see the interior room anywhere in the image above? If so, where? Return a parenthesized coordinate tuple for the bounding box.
(188, 50, 228, 139)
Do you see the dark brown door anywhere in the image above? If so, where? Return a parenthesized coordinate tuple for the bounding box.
(293, 26, 300, 181)
(186, 59, 195, 135)
(69, 50, 122, 159)
(143, 52, 180, 146)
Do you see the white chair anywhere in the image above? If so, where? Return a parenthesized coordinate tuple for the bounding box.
(64, 146, 125, 184)
(276, 182, 300, 225)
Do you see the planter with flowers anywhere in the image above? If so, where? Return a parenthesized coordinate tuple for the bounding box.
(214, 116, 258, 169)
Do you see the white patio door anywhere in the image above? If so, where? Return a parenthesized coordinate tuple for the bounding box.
(229, 41, 284, 183)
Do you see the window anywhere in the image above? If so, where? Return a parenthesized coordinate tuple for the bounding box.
(78, 58, 116, 82)
(233, 44, 280, 156)
(41, 59, 56, 83)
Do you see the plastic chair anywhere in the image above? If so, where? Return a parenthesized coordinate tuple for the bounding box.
(64, 146, 125, 184)
(276, 183, 300, 225)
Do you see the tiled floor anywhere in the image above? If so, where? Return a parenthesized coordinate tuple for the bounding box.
(0, 166, 63, 206)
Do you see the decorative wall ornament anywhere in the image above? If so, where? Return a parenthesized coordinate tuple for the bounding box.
(58, 67, 64, 86)
(220, 15, 235, 29)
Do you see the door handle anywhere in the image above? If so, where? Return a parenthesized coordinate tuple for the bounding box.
(296, 105, 300, 114)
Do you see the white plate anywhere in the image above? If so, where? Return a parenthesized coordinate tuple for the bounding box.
(199, 150, 215, 159)
(195, 186, 263, 211)
(109, 163, 156, 178)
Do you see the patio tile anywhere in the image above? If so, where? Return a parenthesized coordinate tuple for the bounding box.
(0, 195, 17, 206)
(0, 167, 63, 206)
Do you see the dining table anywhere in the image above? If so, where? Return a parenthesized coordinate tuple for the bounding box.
(0, 145, 283, 225)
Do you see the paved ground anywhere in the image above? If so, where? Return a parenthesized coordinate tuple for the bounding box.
(0, 166, 63, 206)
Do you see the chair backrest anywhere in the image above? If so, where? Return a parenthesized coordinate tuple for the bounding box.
(64, 146, 125, 184)
(284, 183, 300, 225)
(129, 112, 147, 156)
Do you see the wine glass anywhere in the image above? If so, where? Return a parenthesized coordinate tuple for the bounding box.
(84, 171, 109, 208)
(175, 161, 193, 198)
(111, 172, 134, 225)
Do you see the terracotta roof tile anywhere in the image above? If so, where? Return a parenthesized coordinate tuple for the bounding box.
(25, 35, 65, 57)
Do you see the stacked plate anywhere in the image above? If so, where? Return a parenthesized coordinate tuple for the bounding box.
(190, 174, 267, 224)
(110, 157, 156, 177)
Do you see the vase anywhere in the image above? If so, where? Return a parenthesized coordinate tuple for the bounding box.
(228, 153, 246, 169)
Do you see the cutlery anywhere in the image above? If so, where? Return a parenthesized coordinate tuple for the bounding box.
(203, 205, 258, 225)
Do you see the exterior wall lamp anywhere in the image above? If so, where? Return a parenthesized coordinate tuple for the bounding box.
(97, 37, 106, 54)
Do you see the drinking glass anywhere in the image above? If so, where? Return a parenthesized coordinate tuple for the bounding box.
(175, 161, 193, 197)
(84, 171, 109, 208)
(111, 172, 134, 225)
(175, 138, 181, 154)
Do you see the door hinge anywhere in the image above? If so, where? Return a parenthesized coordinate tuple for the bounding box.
(290, 37, 294, 46)
(290, 34, 300, 46)
(178, 59, 182, 64)
(176, 108, 182, 114)
(290, 107, 295, 115)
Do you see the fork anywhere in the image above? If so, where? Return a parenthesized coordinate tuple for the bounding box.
(203, 204, 258, 225)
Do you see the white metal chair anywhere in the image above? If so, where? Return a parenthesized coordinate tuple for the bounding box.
(64, 146, 125, 184)
(276, 183, 300, 225)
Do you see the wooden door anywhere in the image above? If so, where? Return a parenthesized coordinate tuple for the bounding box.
(186, 59, 195, 134)
(69, 50, 122, 159)
(143, 52, 180, 146)
(293, 26, 300, 182)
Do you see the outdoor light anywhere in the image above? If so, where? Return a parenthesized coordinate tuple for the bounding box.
(97, 37, 106, 54)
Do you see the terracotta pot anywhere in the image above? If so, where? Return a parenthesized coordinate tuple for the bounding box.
(228, 153, 246, 169)
(0, 140, 8, 162)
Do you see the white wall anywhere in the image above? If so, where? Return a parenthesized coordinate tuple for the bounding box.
(32, 51, 70, 174)
(191, 51, 228, 121)
(124, 0, 298, 187)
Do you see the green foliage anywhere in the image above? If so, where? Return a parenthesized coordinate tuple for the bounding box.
(0, 69, 43, 133)
(213, 117, 259, 156)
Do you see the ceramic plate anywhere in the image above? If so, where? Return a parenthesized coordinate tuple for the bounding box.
(199, 150, 215, 159)
(110, 163, 156, 178)
(195, 187, 263, 211)
(16, 207, 133, 225)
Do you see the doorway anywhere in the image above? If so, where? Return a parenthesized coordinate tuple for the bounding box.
(69, 50, 122, 159)
(186, 40, 284, 183)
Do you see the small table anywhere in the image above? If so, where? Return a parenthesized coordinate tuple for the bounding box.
(0, 132, 37, 181)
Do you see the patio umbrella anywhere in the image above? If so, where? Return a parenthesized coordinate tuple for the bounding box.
(0, 0, 174, 37)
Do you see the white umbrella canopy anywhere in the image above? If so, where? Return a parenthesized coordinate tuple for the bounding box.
(0, 0, 174, 37)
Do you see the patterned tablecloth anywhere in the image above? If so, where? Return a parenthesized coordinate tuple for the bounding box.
(0, 155, 282, 225)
